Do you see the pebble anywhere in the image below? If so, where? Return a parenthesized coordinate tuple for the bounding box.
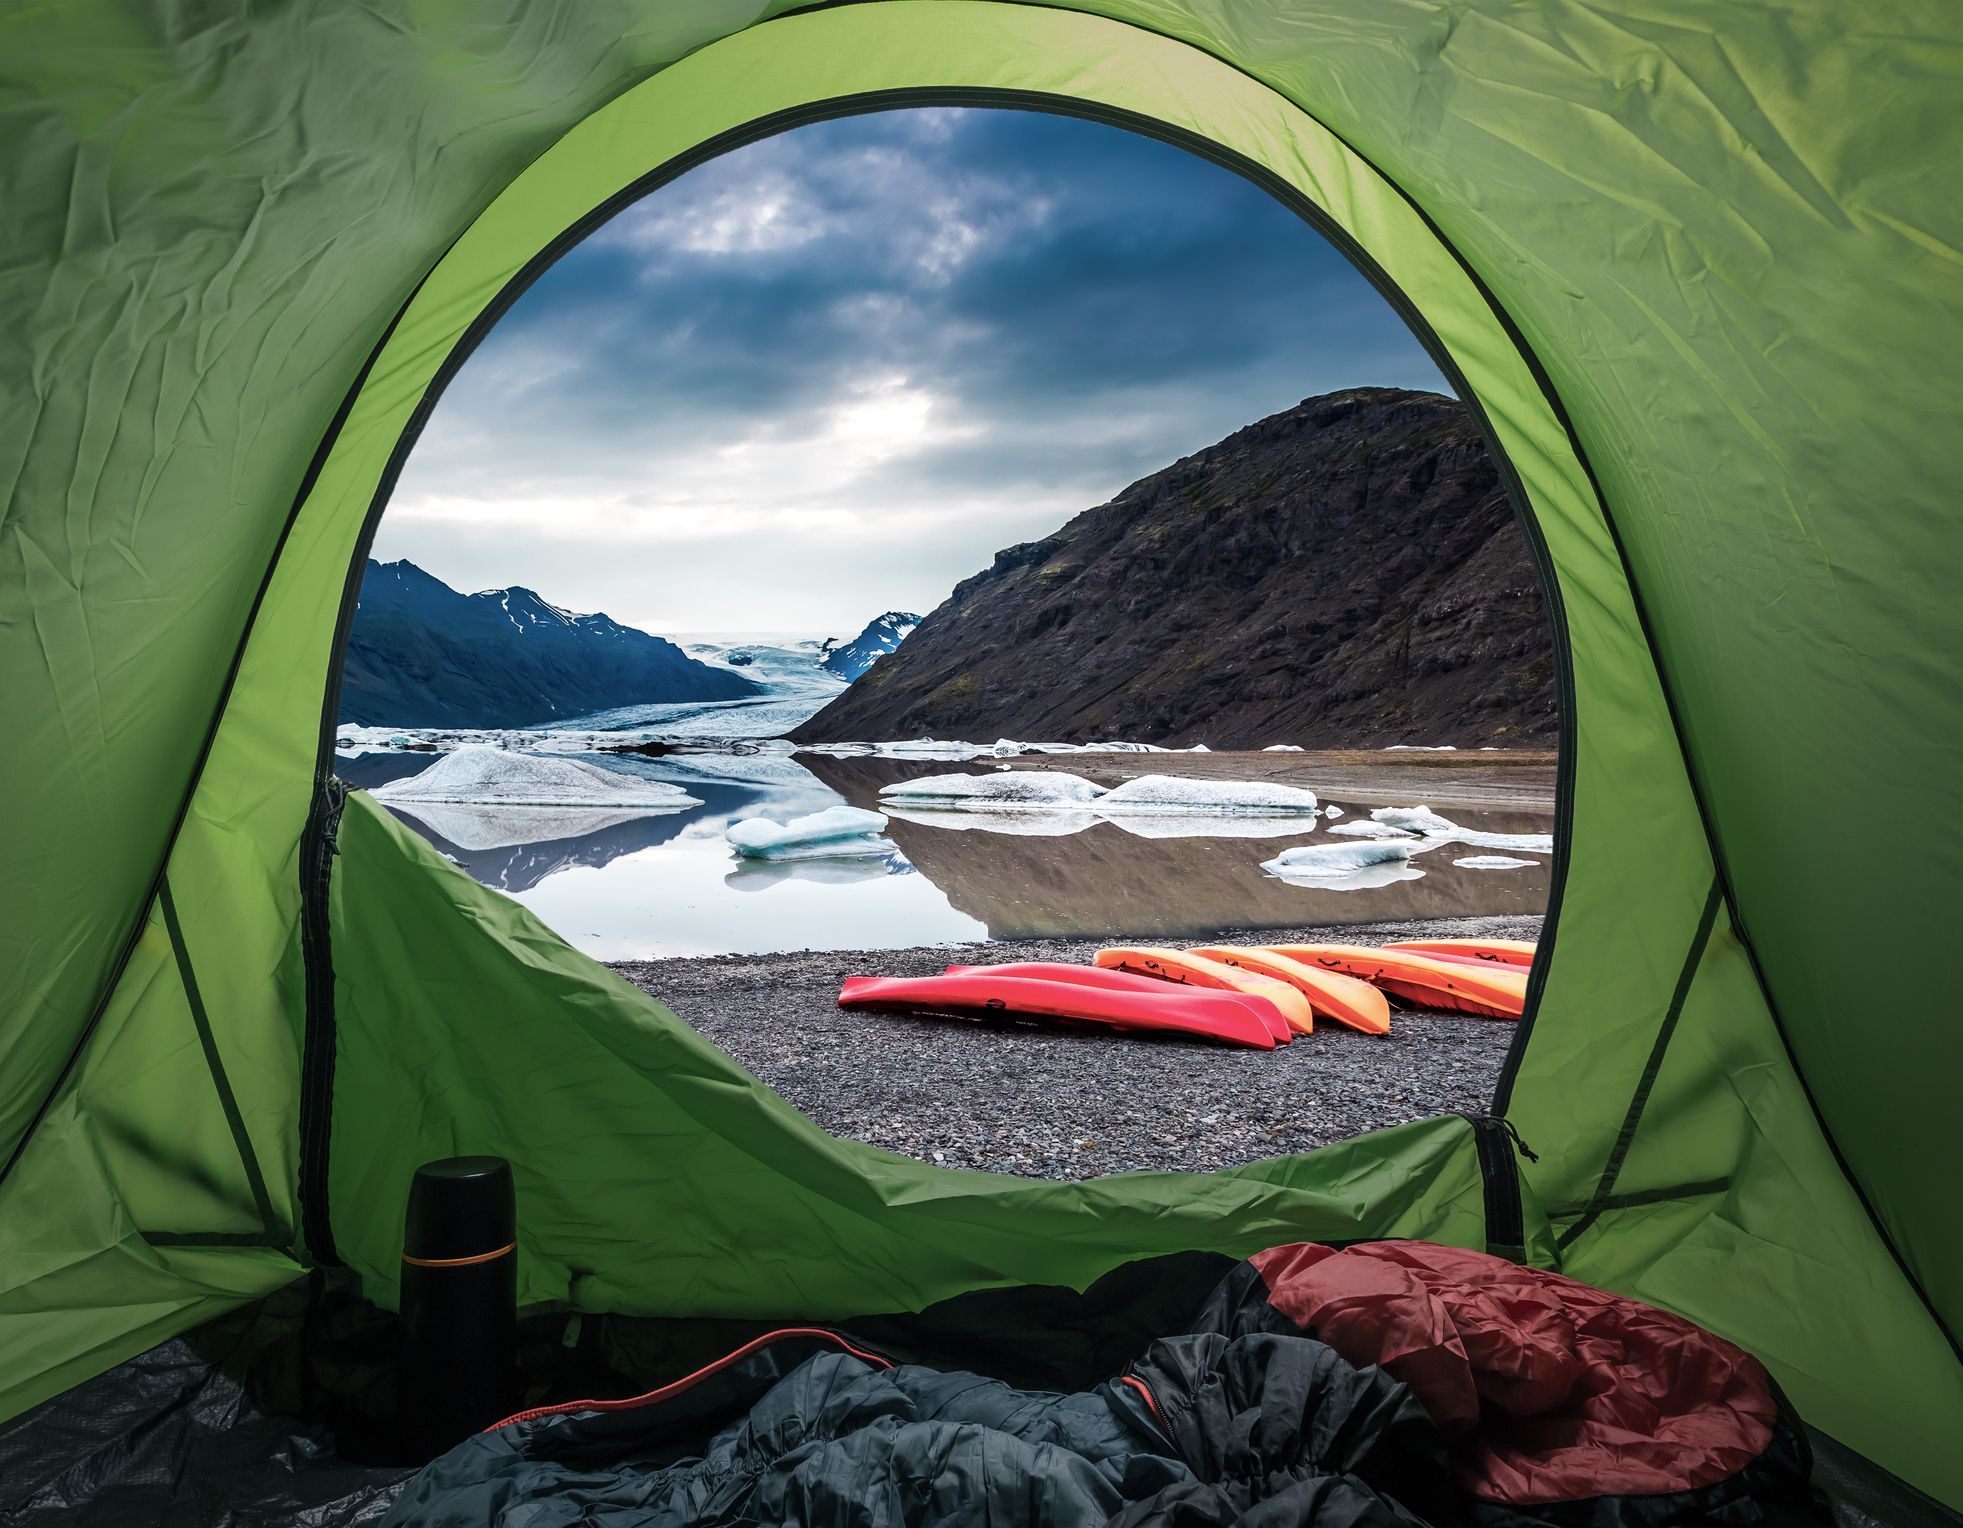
(612, 914, 1538, 1181)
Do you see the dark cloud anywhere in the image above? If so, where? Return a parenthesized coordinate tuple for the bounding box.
(379, 107, 1448, 636)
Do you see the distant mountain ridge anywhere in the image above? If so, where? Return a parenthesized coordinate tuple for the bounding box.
(340, 560, 756, 727)
(792, 388, 1556, 749)
(820, 612, 921, 681)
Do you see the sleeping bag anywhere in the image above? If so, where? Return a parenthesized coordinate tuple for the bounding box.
(381, 1244, 1824, 1526)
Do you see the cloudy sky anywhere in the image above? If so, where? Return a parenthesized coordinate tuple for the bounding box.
(377, 107, 1448, 640)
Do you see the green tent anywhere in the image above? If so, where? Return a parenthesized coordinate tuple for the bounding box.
(3, 0, 1957, 1507)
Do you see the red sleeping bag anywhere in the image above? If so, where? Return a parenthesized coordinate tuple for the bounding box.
(1202, 1239, 1797, 1510)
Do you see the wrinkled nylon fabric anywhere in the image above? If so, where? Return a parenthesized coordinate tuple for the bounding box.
(1238, 1241, 1778, 1502)
(0, 0, 777, 1164)
(1058, 0, 1963, 1344)
(1, 0, 1957, 1507)
(329, 792, 1490, 1319)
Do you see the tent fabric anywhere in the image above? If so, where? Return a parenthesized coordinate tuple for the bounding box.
(1, 0, 1957, 1510)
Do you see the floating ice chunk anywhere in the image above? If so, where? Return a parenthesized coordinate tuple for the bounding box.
(1262, 744, 1305, 752)
(1384, 744, 1457, 751)
(1371, 805, 1461, 836)
(1185, 744, 1212, 753)
(874, 739, 995, 761)
(884, 807, 1098, 837)
(878, 772, 1108, 809)
(1455, 855, 1537, 869)
(1101, 813, 1317, 840)
(1095, 775, 1318, 814)
(391, 804, 670, 852)
(1324, 805, 1344, 819)
(1328, 820, 1418, 839)
(1369, 804, 1553, 852)
(372, 745, 702, 808)
(725, 805, 892, 860)
(1261, 840, 1419, 879)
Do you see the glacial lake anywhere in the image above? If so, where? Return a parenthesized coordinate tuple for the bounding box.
(337, 746, 1556, 961)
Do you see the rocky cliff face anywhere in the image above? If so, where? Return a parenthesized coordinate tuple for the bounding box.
(341, 559, 756, 727)
(791, 388, 1556, 749)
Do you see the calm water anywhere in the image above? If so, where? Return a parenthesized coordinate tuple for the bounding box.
(339, 747, 1553, 959)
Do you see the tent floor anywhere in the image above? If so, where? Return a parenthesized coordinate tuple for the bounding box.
(2, 1258, 1953, 1527)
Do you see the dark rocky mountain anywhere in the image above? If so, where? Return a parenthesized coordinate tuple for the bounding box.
(340, 560, 756, 727)
(792, 388, 1555, 749)
(820, 611, 921, 681)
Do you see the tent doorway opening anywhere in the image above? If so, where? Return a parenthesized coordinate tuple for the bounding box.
(332, 103, 1568, 1181)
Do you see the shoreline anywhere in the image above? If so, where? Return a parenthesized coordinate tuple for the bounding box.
(613, 911, 1538, 1181)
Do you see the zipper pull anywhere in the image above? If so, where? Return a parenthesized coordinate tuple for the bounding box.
(1495, 1116, 1538, 1163)
(317, 776, 348, 856)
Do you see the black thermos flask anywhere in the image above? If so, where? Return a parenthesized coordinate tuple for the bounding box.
(398, 1155, 517, 1458)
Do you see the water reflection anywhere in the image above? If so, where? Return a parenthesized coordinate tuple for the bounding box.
(357, 744, 1554, 958)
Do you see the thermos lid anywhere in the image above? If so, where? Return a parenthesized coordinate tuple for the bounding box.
(403, 1155, 515, 1262)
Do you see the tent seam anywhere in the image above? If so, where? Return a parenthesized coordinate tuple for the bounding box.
(1555, 880, 1721, 1252)
(160, 878, 281, 1242)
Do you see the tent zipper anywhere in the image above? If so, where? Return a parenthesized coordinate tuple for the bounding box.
(1462, 1113, 1533, 1263)
(297, 773, 347, 1265)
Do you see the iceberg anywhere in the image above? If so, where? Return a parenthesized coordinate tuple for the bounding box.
(1262, 744, 1305, 752)
(1327, 820, 1418, 839)
(883, 807, 1099, 837)
(1369, 804, 1554, 853)
(1260, 840, 1419, 878)
(383, 804, 666, 853)
(372, 745, 703, 808)
(1454, 854, 1538, 869)
(1384, 744, 1457, 751)
(1370, 804, 1461, 836)
(1093, 775, 1318, 814)
(1099, 813, 1317, 840)
(878, 772, 1108, 809)
(876, 738, 995, 760)
(1323, 805, 1344, 818)
(725, 805, 893, 860)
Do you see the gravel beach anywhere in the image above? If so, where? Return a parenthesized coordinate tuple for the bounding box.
(613, 912, 1538, 1180)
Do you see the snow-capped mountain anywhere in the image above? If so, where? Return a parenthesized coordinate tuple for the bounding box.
(340, 560, 756, 727)
(819, 611, 921, 681)
(686, 637, 839, 690)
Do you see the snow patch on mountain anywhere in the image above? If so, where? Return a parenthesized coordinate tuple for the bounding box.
(820, 611, 922, 681)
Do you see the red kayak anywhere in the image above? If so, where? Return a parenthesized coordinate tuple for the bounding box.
(838, 971, 1279, 1049)
(945, 962, 1293, 1044)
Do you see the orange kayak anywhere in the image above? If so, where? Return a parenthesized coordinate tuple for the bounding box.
(1260, 944, 1527, 1019)
(1095, 946, 1313, 1037)
(1385, 938, 1537, 969)
(1188, 946, 1391, 1035)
